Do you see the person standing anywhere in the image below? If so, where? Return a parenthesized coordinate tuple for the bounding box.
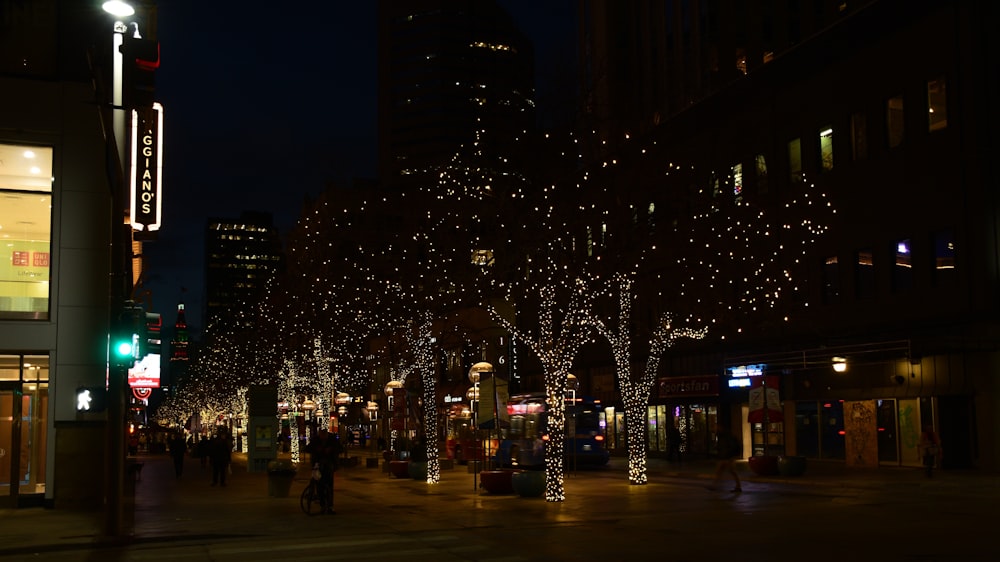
(308, 427, 343, 514)
(666, 423, 682, 464)
(168, 431, 187, 478)
(709, 423, 742, 493)
(919, 425, 942, 477)
(210, 429, 233, 487)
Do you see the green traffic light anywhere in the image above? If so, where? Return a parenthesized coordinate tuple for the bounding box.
(114, 340, 134, 357)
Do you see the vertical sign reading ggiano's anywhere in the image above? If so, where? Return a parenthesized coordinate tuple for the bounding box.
(129, 102, 163, 232)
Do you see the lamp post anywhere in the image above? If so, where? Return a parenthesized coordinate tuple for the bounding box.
(100, 0, 136, 541)
(301, 397, 317, 442)
(566, 373, 580, 473)
(366, 401, 379, 454)
(384, 380, 403, 458)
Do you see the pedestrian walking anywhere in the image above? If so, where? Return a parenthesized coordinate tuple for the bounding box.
(709, 423, 742, 493)
(210, 429, 233, 487)
(919, 425, 942, 477)
(168, 431, 187, 478)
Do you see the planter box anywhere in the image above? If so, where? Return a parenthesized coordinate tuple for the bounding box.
(511, 470, 545, 498)
(480, 470, 516, 494)
(266, 468, 296, 497)
(408, 461, 428, 480)
(777, 455, 807, 477)
(748, 455, 780, 476)
(389, 460, 410, 478)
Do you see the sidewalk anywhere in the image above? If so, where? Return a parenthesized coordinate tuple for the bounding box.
(0, 450, 995, 557)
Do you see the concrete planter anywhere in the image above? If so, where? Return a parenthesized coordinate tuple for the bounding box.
(747, 455, 780, 476)
(389, 460, 410, 478)
(511, 470, 545, 497)
(265, 460, 297, 497)
(408, 460, 428, 480)
(480, 470, 516, 494)
(777, 455, 807, 477)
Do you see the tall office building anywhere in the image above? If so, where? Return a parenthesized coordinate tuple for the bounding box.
(377, 0, 536, 186)
(577, 0, 874, 156)
(204, 211, 283, 329)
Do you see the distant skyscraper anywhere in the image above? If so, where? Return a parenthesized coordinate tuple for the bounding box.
(204, 211, 283, 328)
(377, 0, 536, 185)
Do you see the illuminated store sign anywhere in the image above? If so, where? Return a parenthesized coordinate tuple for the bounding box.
(727, 364, 766, 388)
(129, 102, 163, 232)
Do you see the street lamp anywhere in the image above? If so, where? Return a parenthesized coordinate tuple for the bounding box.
(101, 0, 136, 540)
(301, 397, 317, 439)
(384, 380, 403, 455)
(566, 373, 580, 473)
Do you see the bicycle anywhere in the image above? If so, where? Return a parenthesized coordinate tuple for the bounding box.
(300, 464, 333, 515)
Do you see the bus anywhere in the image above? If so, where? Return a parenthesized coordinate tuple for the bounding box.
(444, 404, 498, 464)
(493, 392, 610, 469)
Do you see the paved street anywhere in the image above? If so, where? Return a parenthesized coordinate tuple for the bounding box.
(1, 450, 997, 561)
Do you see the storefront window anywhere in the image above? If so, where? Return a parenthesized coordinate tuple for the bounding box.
(820, 400, 845, 459)
(0, 144, 53, 320)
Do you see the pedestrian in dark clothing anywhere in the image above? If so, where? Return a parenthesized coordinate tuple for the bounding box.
(210, 430, 232, 487)
(168, 431, 187, 478)
(919, 425, 942, 478)
(709, 423, 742, 493)
(666, 424, 682, 464)
(196, 436, 209, 469)
(308, 427, 343, 514)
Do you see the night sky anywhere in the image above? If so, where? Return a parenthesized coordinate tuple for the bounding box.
(144, 1, 575, 333)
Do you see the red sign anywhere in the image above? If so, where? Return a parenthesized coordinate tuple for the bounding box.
(132, 387, 152, 401)
(657, 376, 720, 398)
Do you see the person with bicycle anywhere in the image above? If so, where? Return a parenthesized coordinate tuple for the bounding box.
(307, 425, 342, 514)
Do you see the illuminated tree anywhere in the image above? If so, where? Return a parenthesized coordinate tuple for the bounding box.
(489, 271, 595, 502)
(591, 273, 707, 485)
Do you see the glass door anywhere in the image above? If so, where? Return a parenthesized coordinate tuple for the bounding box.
(0, 387, 21, 507)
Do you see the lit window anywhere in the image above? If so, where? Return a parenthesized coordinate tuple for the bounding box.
(819, 127, 834, 172)
(788, 138, 802, 183)
(731, 162, 743, 196)
(822, 256, 840, 304)
(887, 95, 904, 148)
(933, 230, 955, 286)
(856, 248, 875, 299)
(0, 144, 53, 320)
(755, 154, 768, 193)
(736, 48, 747, 75)
(892, 238, 912, 292)
(927, 77, 947, 132)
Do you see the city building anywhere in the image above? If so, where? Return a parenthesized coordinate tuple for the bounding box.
(577, 0, 875, 158)
(204, 211, 283, 330)
(569, 0, 999, 471)
(0, 1, 160, 508)
(377, 0, 536, 186)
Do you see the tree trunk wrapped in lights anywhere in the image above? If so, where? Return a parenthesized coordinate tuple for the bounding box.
(593, 274, 706, 485)
(491, 282, 592, 502)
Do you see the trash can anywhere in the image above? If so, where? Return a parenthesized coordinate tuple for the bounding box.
(266, 460, 297, 497)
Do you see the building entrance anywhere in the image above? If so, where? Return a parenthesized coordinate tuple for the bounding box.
(0, 355, 48, 507)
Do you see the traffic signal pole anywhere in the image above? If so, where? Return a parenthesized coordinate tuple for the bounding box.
(102, 18, 130, 542)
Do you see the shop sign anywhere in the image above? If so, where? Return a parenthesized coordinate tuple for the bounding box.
(657, 375, 720, 398)
(129, 102, 163, 232)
